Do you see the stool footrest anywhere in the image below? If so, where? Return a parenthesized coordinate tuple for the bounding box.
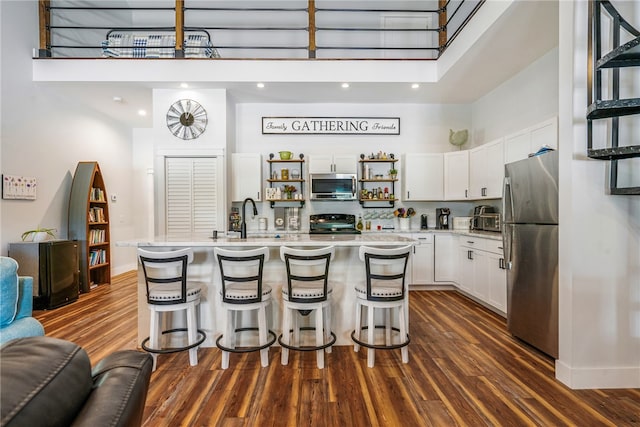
(278, 327, 337, 352)
(141, 328, 206, 354)
(216, 328, 277, 353)
(351, 326, 410, 350)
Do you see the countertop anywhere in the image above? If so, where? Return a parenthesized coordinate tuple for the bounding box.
(117, 229, 502, 247)
(117, 233, 417, 247)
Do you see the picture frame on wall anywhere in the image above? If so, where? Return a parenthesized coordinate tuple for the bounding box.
(2, 174, 37, 200)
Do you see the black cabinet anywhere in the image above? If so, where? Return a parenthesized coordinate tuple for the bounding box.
(9, 240, 80, 310)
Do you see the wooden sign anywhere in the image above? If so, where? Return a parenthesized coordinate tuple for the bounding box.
(262, 117, 400, 135)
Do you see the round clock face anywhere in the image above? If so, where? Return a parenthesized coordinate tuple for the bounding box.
(166, 99, 208, 140)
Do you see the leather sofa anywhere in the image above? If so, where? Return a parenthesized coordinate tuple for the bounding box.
(0, 256, 45, 344)
(1, 336, 153, 427)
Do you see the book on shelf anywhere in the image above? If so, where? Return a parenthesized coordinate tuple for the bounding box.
(89, 249, 107, 266)
(88, 207, 105, 223)
(91, 187, 105, 202)
(89, 228, 106, 244)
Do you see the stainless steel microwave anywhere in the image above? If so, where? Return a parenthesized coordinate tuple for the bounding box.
(309, 173, 357, 200)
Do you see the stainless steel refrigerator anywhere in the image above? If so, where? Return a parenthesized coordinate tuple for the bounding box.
(503, 150, 558, 358)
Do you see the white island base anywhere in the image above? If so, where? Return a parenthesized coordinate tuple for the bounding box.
(123, 234, 416, 349)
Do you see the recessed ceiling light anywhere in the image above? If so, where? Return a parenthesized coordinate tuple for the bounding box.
(180, 83, 189, 88)
(137, 110, 147, 116)
(257, 82, 265, 88)
(411, 83, 420, 89)
(112, 96, 122, 102)
(341, 83, 349, 89)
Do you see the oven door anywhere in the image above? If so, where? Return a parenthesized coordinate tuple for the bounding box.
(310, 173, 357, 200)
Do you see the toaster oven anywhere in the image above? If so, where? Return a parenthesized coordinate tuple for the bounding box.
(480, 213, 501, 232)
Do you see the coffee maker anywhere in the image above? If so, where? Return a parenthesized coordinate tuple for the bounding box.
(420, 214, 428, 230)
(436, 208, 450, 229)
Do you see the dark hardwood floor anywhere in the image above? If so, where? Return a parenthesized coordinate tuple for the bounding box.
(35, 271, 640, 426)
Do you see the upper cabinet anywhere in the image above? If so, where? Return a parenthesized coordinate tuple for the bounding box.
(469, 138, 505, 199)
(231, 153, 261, 201)
(308, 154, 357, 174)
(402, 153, 443, 201)
(530, 117, 558, 152)
(444, 151, 469, 200)
(504, 117, 558, 164)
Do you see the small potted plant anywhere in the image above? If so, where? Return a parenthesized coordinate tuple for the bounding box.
(21, 226, 57, 242)
(389, 169, 398, 180)
(283, 185, 297, 199)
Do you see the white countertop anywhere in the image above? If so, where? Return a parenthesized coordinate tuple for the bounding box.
(117, 229, 502, 247)
(117, 233, 417, 247)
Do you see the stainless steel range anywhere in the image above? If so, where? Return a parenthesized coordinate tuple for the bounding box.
(309, 214, 361, 235)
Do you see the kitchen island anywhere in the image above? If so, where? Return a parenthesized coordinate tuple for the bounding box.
(118, 233, 416, 348)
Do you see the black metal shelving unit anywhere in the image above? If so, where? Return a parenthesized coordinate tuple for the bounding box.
(358, 158, 398, 208)
(587, 0, 640, 195)
(266, 154, 305, 208)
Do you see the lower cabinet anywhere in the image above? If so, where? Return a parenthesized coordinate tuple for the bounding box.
(456, 235, 507, 315)
(434, 234, 458, 282)
(410, 233, 434, 286)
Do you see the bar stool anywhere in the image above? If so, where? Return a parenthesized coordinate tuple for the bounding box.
(278, 246, 336, 369)
(138, 248, 206, 372)
(351, 245, 412, 368)
(214, 247, 276, 369)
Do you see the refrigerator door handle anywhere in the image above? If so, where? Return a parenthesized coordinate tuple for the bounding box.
(503, 224, 513, 270)
(503, 176, 514, 224)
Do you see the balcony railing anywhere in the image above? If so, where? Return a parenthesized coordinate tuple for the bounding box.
(38, 0, 484, 59)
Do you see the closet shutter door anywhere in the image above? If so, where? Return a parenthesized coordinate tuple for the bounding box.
(192, 157, 218, 233)
(165, 157, 218, 236)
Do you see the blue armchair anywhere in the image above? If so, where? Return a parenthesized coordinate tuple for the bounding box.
(0, 257, 45, 345)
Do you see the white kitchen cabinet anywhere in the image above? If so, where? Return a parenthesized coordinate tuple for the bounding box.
(444, 150, 469, 200)
(504, 129, 531, 164)
(308, 154, 357, 174)
(530, 116, 558, 152)
(434, 233, 457, 282)
(504, 117, 558, 164)
(486, 251, 507, 313)
(456, 236, 506, 315)
(402, 153, 444, 201)
(231, 153, 262, 201)
(457, 244, 474, 294)
(410, 233, 435, 286)
(484, 239, 507, 313)
(469, 138, 505, 199)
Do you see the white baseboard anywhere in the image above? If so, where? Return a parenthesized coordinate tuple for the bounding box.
(556, 359, 640, 389)
(112, 263, 136, 277)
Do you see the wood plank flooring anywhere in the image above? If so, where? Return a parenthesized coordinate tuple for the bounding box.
(35, 271, 640, 426)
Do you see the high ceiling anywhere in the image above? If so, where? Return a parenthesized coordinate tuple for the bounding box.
(38, 0, 559, 128)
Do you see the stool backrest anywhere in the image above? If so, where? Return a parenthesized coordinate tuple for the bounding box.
(280, 246, 334, 303)
(359, 245, 412, 302)
(214, 247, 269, 304)
(138, 248, 193, 305)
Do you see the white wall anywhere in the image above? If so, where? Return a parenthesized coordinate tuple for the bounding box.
(234, 102, 475, 230)
(0, 2, 136, 279)
(471, 47, 559, 146)
(556, 0, 640, 389)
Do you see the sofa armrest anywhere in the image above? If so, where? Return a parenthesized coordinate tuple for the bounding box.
(71, 350, 153, 427)
(15, 276, 34, 320)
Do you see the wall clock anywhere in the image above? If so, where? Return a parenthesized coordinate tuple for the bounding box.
(166, 99, 208, 140)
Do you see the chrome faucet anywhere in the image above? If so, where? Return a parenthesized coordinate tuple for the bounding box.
(240, 197, 258, 238)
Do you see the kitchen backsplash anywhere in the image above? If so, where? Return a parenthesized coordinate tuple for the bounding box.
(231, 199, 500, 233)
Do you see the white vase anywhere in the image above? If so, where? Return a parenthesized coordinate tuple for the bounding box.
(399, 218, 410, 231)
(31, 231, 49, 242)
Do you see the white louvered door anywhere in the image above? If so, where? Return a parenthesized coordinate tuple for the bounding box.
(165, 157, 219, 236)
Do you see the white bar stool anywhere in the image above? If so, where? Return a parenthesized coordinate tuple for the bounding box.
(138, 248, 206, 372)
(352, 245, 411, 368)
(214, 247, 276, 369)
(278, 246, 336, 369)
